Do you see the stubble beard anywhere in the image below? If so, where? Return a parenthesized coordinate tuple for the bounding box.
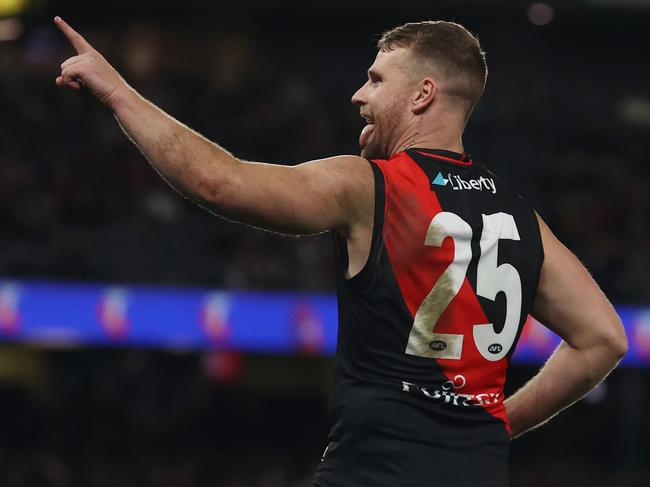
(360, 100, 406, 160)
(360, 124, 390, 160)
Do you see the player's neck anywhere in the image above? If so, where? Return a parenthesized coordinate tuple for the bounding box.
(391, 115, 465, 157)
(391, 132, 464, 157)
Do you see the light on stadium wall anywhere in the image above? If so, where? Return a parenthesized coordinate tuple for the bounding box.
(527, 3, 555, 26)
(0, 0, 28, 17)
(0, 18, 23, 41)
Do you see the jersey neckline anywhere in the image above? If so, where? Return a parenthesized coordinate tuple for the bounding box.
(405, 148, 473, 166)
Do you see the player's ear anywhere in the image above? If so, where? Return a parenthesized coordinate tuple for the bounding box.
(412, 77, 437, 115)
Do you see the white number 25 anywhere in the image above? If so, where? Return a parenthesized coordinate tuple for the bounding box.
(405, 212, 522, 362)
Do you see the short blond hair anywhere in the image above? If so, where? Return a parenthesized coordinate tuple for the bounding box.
(378, 21, 487, 113)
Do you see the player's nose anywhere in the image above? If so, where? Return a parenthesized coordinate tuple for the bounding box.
(351, 84, 367, 106)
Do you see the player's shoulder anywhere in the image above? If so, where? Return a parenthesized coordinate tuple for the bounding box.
(296, 154, 372, 177)
(301, 154, 369, 167)
(470, 159, 534, 205)
(297, 155, 373, 186)
(370, 150, 412, 168)
(295, 154, 375, 211)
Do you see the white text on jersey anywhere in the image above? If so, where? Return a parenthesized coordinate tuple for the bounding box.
(433, 172, 497, 194)
(449, 174, 497, 194)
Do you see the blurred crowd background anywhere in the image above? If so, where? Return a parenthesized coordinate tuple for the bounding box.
(0, 0, 649, 485)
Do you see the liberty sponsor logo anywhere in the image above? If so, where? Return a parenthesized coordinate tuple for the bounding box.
(432, 172, 497, 194)
(401, 374, 501, 408)
(432, 172, 448, 186)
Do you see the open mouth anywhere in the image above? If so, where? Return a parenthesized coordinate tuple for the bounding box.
(359, 112, 375, 148)
(359, 123, 375, 149)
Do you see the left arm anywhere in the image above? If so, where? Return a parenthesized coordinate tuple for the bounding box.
(504, 213, 627, 438)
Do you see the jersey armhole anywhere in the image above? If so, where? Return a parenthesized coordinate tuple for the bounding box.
(530, 208, 545, 290)
(339, 160, 386, 290)
(518, 200, 545, 301)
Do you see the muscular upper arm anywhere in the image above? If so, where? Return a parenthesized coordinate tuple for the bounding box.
(531, 213, 626, 354)
(203, 155, 375, 236)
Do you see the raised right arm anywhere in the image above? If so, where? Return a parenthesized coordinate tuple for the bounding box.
(53, 16, 374, 237)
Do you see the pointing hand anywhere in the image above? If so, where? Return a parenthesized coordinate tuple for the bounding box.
(54, 16, 130, 108)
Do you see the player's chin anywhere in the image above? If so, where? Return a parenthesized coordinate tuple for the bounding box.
(360, 140, 386, 160)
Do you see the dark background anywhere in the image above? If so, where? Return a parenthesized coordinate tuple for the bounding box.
(0, 0, 649, 485)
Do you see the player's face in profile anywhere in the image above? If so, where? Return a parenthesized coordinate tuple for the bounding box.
(351, 47, 415, 160)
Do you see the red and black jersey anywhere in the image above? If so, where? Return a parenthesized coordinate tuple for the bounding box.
(315, 148, 543, 487)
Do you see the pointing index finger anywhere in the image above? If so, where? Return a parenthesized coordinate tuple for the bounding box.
(54, 16, 93, 54)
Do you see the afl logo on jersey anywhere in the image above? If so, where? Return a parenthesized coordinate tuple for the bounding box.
(488, 343, 503, 354)
(429, 340, 447, 351)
